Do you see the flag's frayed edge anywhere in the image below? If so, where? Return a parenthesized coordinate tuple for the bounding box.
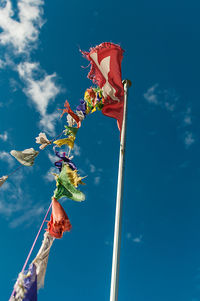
(80, 42, 124, 86)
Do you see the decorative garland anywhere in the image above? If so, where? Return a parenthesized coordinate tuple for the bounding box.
(5, 86, 105, 300)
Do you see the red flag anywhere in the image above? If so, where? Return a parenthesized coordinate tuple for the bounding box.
(81, 42, 124, 132)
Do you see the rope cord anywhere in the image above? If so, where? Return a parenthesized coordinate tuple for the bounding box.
(6, 129, 64, 180)
(9, 201, 52, 300)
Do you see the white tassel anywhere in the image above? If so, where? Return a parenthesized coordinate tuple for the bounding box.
(0, 175, 8, 187)
(35, 133, 51, 150)
(10, 272, 27, 301)
(76, 110, 85, 121)
(67, 114, 76, 127)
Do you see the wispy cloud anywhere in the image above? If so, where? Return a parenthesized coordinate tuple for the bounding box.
(39, 111, 60, 135)
(47, 152, 57, 164)
(144, 84, 196, 149)
(0, 0, 44, 54)
(89, 164, 96, 173)
(0, 171, 24, 217)
(183, 107, 192, 126)
(144, 84, 159, 105)
(144, 84, 177, 111)
(184, 131, 195, 148)
(85, 159, 102, 185)
(0, 1, 62, 135)
(0, 131, 8, 141)
(133, 235, 143, 243)
(0, 170, 44, 227)
(94, 176, 100, 185)
(126, 232, 143, 244)
(105, 240, 112, 246)
(0, 151, 14, 167)
(9, 206, 44, 228)
(0, 58, 7, 69)
(73, 144, 81, 156)
(17, 62, 60, 116)
(17, 61, 61, 135)
(43, 167, 57, 182)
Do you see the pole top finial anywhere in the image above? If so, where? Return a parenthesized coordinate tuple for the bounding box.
(122, 79, 132, 87)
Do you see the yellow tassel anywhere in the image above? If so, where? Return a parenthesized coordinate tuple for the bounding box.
(66, 165, 86, 187)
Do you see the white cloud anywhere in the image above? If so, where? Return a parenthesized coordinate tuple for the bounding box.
(0, 169, 45, 228)
(9, 206, 44, 228)
(144, 85, 197, 148)
(89, 164, 96, 173)
(43, 167, 57, 182)
(0, 1, 61, 135)
(144, 84, 159, 104)
(184, 116, 192, 125)
(17, 62, 61, 135)
(126, 233, 132, 239)
(9, 78, 21, 92)
(0, 181, 10, 191)
(0, 59, 6, 69)
(164, 102, 175, 112)
(94, 176, 100, 185)
(126, 232, 143, 244)
(0, 151, 14, 167)
(183, 107, 192, 126)
(0, 171, 24, 217)
(39, 111, 60, 135)
(0, 0, 44, 54)
(18, 62, 60, 115)
(0, 55, 13, 69)
(0, 131, 8, 141)
(0, 199, 17, 216)
(184, 132, 195, 148)
(73, 143, 81, 156)
(133, 235, 143, 243)
(105, 240, 112, 246)
(47, 152, 57, 164)
(144, 84, 177, 112)
(85, 159, 102, 185)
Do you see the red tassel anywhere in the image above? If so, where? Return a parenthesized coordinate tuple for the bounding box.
(59, 100, 81, 128)
(47, 197, 72, 239)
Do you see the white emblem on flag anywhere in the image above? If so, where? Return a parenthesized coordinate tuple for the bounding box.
(90, 52, 120, 102)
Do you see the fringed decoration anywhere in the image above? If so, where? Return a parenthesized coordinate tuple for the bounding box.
(54, 149, 77, 171)
(11, 264, 37, 301)
(66, 165, 86, 187)
(53, 136, 75, 149)
(32, 232, 54, 289)
(47, 198, 72, 239)
(53, 164, 85, 202)
(81, 42, 124, 132)
(66, 114, 76, 127)
(35, 133, 51, 150)
(75, 110, 85, 121)
(10, 148, 39, 166)
(0, 175, 8, 187)
(60, 100, 81, 128)
(80, 42, 123, 86)
(63, 125, 78, 138)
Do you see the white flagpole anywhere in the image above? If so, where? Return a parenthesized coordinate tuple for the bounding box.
(110, 79, 131, 301)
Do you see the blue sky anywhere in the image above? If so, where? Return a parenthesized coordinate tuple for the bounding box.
(0, 0, 200, 300)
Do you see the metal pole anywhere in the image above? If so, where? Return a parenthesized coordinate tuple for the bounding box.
(109, 79, 131, 301)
